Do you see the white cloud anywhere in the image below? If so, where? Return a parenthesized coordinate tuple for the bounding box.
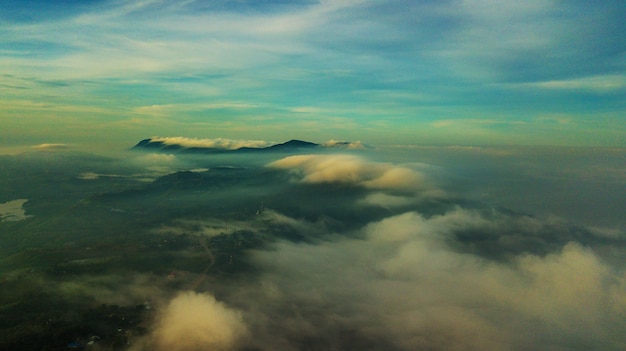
(153, 218, 259, 238)
(150, 136, 273, 150)
(153, 209, 329, 240)
(358, 192, 414, 208)
(322, 139, 368, 149)
(135, 153, 177, 162)
(77, 172, 100, 180)
(524, 75, 626, 92)
(0, 199, 33, 222)
(31, 143, 70, 150)
(240, 209, 626, 350)
(125, 153, 180, 178)
(142, 291, 247, 351)
(267, 154, 434, 193)
(587, 226, 625, 239)
(431, 118, 527, 128)
(77, 171, 135, 180)
(132, 102, 257, 117)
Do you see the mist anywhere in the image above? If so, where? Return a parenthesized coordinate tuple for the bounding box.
(0, 142, 624, 350)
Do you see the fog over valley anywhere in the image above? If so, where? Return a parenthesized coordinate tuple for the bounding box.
(1, 138, 624, 351)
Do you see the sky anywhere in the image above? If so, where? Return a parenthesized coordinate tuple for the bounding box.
(1, 0, 625, 151)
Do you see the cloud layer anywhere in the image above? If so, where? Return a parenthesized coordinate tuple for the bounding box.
(267, 154, 436, 193)
(150, 137, 274, 150)
(231, 210, 626, 351)
(137, 207, 626, 351)
(2, 146, 625, 351)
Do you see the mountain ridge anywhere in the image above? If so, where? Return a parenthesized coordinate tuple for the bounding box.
(132, 137, 370, 155)
(132, 138, 325, 154)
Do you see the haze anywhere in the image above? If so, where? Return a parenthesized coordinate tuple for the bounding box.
(1, 1, 625, 351)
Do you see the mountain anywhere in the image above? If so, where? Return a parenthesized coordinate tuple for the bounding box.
(266, 139, 319, 150)
(132, 138, 321, 154)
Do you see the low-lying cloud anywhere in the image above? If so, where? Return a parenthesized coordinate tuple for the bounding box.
(3, 146, 625, 351)
(150, 137, 274, 150)
(322, 140, 368, 150)
(31, 143, 70, 151)
(137, 207, 626, 351)
(152, 209, 335, 240)
(134, 291, 247, 351)
(234, 210, 626, 351)
(0, 199, 33, 222)
(358, 192, 416, 208)
(55, 273, 168, 307)
(267, 154, 437, 194)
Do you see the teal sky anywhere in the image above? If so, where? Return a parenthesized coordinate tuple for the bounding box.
(1, 0, 624, 151)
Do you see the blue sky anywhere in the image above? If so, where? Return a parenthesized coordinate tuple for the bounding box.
(1, 0, 624, 150)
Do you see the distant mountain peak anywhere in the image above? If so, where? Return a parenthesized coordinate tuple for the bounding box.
(132, 137, 319, 154)
(131, 137, 367, 154)
(267, 139, 319, 149)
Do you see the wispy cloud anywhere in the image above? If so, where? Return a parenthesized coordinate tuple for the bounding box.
(523, 75, 626, 92)
(31, 143, 70, 150)
(0, 0, 624, 147)
(132, 102, 258, 117)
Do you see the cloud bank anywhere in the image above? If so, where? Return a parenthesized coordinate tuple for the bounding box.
(267, 154, 436, 194)
(150, 137, 274, 150)
(232, 210, 626, 351)
(137, 207, 626, 351)
(2, 147, 625, 351)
